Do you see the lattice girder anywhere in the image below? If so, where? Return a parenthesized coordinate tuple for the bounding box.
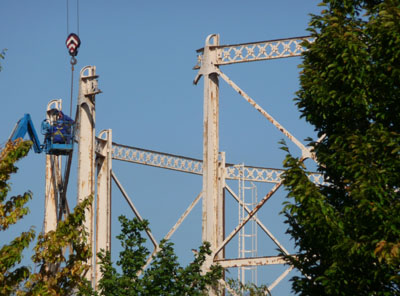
(194, 36, 314, 69)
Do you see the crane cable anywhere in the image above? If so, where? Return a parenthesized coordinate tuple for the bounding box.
(61, 0, 80, 219)
(66, 0, 80, 117)
(66, 0, 80, 36)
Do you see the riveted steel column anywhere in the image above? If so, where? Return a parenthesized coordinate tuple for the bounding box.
(95, 129, 112, 289)
(201, 34, 221, 267)
(44, 99, 63, 233)
(217, 151, 226, 292)
(77, 66, 101, 285)
(44, 155, 61, 232)
(217, 151, 226, 260)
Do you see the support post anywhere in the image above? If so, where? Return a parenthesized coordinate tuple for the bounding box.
(77, 66, 101, 285)
(44, 99, 63, 233)
(202, 34, 220, 249)
(217, 151, 226, 293)
(201, 35, 225, 293)
(95, 129, 112, 288)
(217, 151, 226, 261)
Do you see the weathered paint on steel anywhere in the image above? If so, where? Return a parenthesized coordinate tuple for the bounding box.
(44, 99, 63, 233)
(164, 192, 202, 241)
(95, 129, 112, 288)
(111, 170, 160, 278)
(268, 266, 294, 291)
(139, 192, 203, 274)
(111, 171, 158, 248)
(225, 184, 289, 255)
(214, 182, 283, 258)
(193, 36, 314, 69)
(217, 69, 312, 159)
(217, 152, 226, 261)
(77, 66, 100, 286)
(44, 154, 60, 232)
(111, 143, 325, 184)
(201, 34, 223, 295)
(215, 255, 293, 268)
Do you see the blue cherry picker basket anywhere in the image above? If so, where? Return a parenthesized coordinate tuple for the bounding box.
(41, 110, 75, 155)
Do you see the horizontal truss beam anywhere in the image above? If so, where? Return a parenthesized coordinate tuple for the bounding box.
(194, 36, 313, 68)
(107, 142, 324, 184)
(215, 255, 294, 268)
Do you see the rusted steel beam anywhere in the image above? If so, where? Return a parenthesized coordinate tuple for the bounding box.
(217, 68, 312, 159)
(110, 143, 325, 185)
(194, 36, 313, 68)
(215, 255, 294, 268)
(77, 66, 100, 284)
(164, 191, 202, 241)
(111, 143, 203, 175)
(269, 266, 294, 291)
(95, 129, 112, 289)
(213, 182, 283, 258)
(225, 185, 289, 255)
(201, 35, 221, 280)
(139, 192, 202, 275)
(111, 171, 158, 249)
(44, 99, 63, 233)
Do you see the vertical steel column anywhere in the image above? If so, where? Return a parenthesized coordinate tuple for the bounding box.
(217, 151, 226, 294)
(77, 66, 101, 285)
(44, 99, 63, 233)
(44, 155, 59, 232)
(217, 151, 226, 260)
(95, 129, 112, 288)
(201, 34, 222, 267)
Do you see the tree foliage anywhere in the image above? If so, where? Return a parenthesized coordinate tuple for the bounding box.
(0, 139, 246, 296)
(225, 278, 271, 296)
(96, 216, 223, 296)
(0, 139, 93, 295)
(281, 0, 400, 294)
(0, 139, 35, 295)
(20, 196, 93, 295)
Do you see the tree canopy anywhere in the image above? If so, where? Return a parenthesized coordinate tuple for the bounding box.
(96, 216, 223, 296)
(0, 140, 236, 295)
(0, 140, 35, 295)
(0, 139, 93, 295)
(282, 0, 400, 294)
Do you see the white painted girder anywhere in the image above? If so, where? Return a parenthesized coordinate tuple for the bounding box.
(44, 99, 63, 233)
(95, 129, 112, 289)
(215, 255, 294, 268)
(110, 143, 325, 185)
(194, 36, 314, 68)
(77, 65, 101, 285)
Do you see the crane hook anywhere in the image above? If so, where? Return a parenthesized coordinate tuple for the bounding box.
(66, 33, 81, 57)
(70, 56, 77, 66)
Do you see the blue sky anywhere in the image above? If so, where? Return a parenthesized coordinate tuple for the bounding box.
(1, 1, 322, 294)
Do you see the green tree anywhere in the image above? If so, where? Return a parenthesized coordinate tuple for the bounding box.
(1, 51, 92, 295)
(97, 216, 223, 296)
(225, 278, 270, 296)
(20, 196, 93, 296)
(0, 139, 93, 295)
(0, 140, 35, 295)
(281, 0, 400, 295)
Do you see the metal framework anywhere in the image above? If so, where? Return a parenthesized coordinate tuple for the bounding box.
(193, 36, 313, 69)
(44, 67, 103, 284)
(44, 100, 64, 234)
(111, 143, 324, 185)
(192, 34, 318, 295)
(43, 34, 321, 294)
(238, 167, 258, 286)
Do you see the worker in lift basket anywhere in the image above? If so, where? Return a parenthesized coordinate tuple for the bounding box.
(50, 110, 74, 144)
